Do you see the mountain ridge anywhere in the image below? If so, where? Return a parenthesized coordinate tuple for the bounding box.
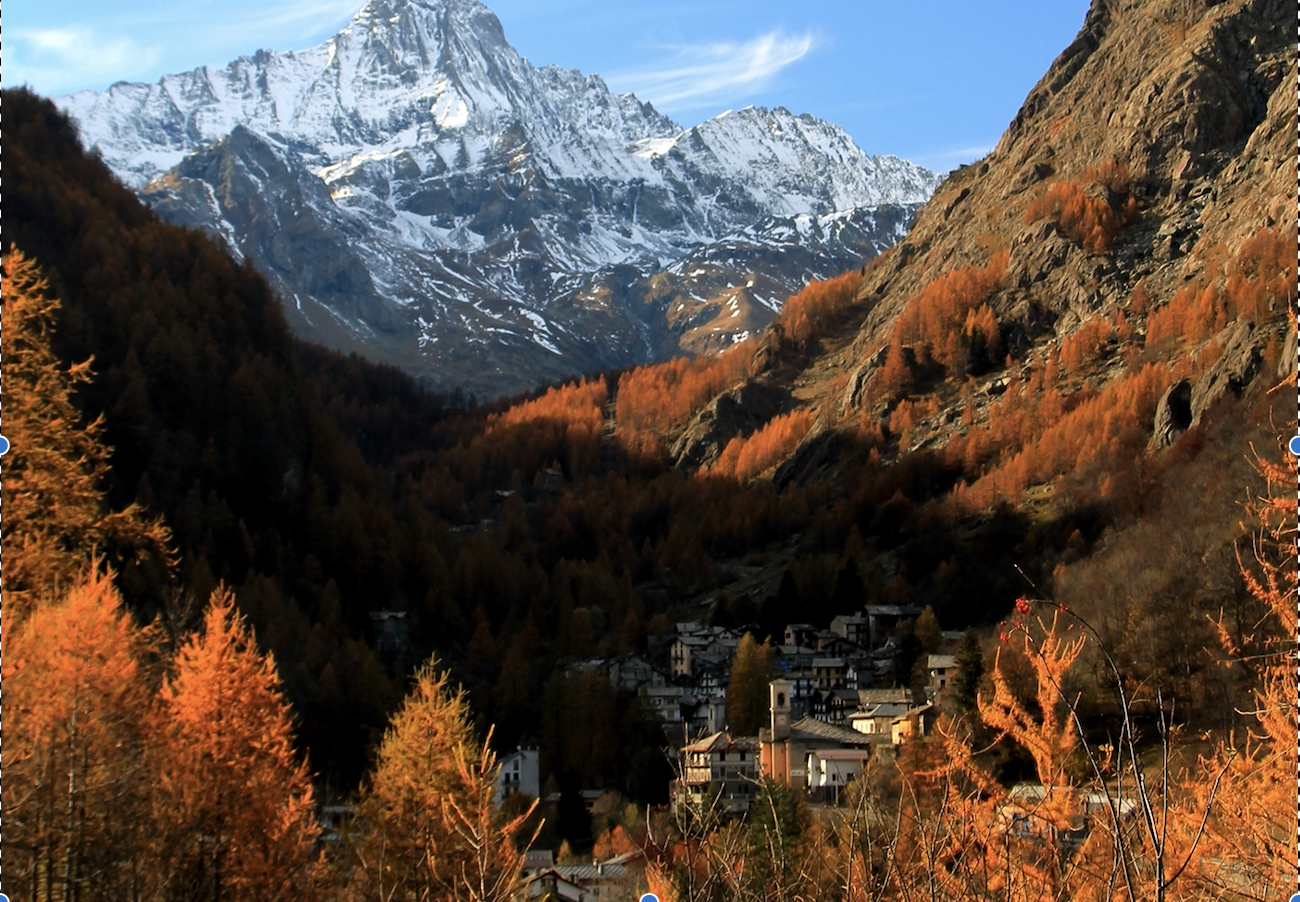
(57, 0, 939, 396)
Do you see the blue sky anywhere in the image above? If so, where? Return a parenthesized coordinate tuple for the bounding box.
(6, 0, 1091, 172)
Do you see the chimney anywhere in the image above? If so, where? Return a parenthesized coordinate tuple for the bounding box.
(770, 678, 792, 741)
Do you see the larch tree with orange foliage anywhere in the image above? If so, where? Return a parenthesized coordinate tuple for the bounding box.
(154, 587, 321, 902)
(949, 361, 1168, 512)
(776, 270, 864, 343)
(889, 251, 1008, 378)
(2, 562, 156, 902)
(710, 411, 813, 482)
(958, 580, 1288, 902)
(888, 399, 920, 451)
(347, 657, 499, 902)
(962, 303, 1003, 374)
(868, 613, 1086, 902)
(882, 604, 1204, 902)
(725, 632, 777, 735)
(975, 609, 1087, 900)
(616, 353, 746, 451)
(0, 249, 172, 622)
(877, 338, 914, 400)
(1183, 448, 1298, 897)
(493, 376, 607, 432)
(1024, 162, 1139, 255)
(440, 732, 541, 902)
(1222, 224, 1297, 319)
(1145, 225, 1297, 351)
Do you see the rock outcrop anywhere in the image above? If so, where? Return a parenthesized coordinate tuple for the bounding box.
(670, 382, 787, 470)
(1150, 379, 1193, 449)
(1189, 321, 1269, 426)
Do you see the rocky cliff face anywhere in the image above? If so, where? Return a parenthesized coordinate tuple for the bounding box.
(57, 0, 939, 396)
(711, 0, 1295, 475)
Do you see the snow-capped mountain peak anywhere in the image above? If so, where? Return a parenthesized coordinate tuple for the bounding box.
(56, 0, 941, 397)
(317, 0, 521, 130)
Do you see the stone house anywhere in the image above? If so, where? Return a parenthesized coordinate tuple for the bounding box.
(927, 654, 957, 701)
(849, 702, 913, 737)
(829, 614, 869, 646)
(890, 702, 939, 745)
(811, 656, 847, 690)
(674, 732, 759, 815)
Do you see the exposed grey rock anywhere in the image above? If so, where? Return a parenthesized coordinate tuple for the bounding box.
(1190, 321, 1265, 425)
(1150, 378, 1192, 449)
(841, 345, 888, 413)
(772, 427, 837, 489)
(670, 382, 786, 470)
(1278, 325, 1296, 379)
(145, 127, 402, 340)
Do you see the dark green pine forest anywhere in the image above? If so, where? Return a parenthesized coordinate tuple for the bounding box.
(4, 86, 1284, 805)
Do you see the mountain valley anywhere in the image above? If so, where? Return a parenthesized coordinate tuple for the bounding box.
(4, 0, 1297, 893)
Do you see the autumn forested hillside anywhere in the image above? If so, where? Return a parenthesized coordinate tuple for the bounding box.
(2, 0, 1296, 896)
(5, 90, 1076, 799)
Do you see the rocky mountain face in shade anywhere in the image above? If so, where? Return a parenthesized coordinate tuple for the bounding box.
(57, 0, 939, 396)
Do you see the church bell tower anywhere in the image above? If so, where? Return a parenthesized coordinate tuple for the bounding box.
(770, 678, 792, 741)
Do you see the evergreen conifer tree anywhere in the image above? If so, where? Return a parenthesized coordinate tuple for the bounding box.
(878, 338, 913, 399)
(830, 562, 866, 616)
(950, 629, 985, 713)
(759, 570, 801, 642)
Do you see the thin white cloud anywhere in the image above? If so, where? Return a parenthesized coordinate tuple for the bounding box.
(9, 27, 163, 93)
(194, 0, 362, 48)
(608, 30, 814, 111)
(7, 0, 359, 95)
